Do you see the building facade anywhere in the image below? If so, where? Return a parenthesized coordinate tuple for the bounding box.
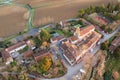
(60, 25, 102, 65)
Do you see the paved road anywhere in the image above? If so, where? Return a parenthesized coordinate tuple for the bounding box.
(100, 25, 120, 43)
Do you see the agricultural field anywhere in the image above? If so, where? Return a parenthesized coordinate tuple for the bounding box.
(0, 5, 27, 37)
(33, 0, 118, 26)
(0, 0, 118, 37)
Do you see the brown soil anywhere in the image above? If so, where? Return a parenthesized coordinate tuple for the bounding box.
(0, 0, 118, 37)
(0, 5, 27, 38)
(33, 0, 118, 26)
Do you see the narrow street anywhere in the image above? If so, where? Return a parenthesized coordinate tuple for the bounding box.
(100, 25, 120, 43)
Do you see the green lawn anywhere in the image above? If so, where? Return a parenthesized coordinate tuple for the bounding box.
(45, 27, 53, 32)
(55, 30, 64, 35)
(18, 46, 29, 53)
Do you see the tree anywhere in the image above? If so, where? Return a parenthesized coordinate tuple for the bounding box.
(113, 48, 120, 59)
(40, 29, 50, 42)
(113, 12, 120, 20)
(101, 25, 106, 30)
(95, 5, 106, 13)
(85, 5, 95, 14)
(58, 70, 64, 74)
(38, 57, 52, 73)
(114, 3, 120, 11)
(10, 60, 17, 67)
(29, 64, 37, 72)
(8, 76, 14, 80)
(106, 28, 112, 33)
(76, 20, 83, 25)
(55, 23, 61, 29)
(33, 37, 42, 47)
(89, 5, 95, 13)
(18, 72, 29, 80)
(107, 3, 114, 12)
(101, 43, 108, 50)
(78, 9, 85, 17)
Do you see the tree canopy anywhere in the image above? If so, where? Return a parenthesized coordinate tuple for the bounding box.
(78, 9, 85, 17)
(40, 29, 50, 42)
(38, 57, 52, 73)
(33, 37, 42, 47)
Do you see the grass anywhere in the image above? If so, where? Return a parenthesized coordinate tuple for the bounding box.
(58, 70, 64, 74)
(109, 36, 116, 44)
(106, 56, 116, 71)
(66, 31, 73, 37)
(18, 46, 29, 53)
(55, 30, 64, 35)
(45, 27, 53, 32)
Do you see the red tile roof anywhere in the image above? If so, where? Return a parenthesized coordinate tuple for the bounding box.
(1, 50, 12, 63)
(112, 71, 119, 80)
(51, 35, 64, 42)
(96, 16, 108, 24)
(80, 25, 95, 36)
(112, 36, 120, 46)
(82, 31, 101, 49)
(76, 25, 95, 37)
(68, 36, 78, 42)
(23, 50, 34, 58)
(5, 41, 26, 52)
(61, 42, 75, 61)
(33, 49, 52, 62)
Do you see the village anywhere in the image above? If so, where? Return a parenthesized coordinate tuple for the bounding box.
(0, 2, 120, 80)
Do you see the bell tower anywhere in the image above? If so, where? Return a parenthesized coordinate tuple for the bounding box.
(74, 27, 81, 38)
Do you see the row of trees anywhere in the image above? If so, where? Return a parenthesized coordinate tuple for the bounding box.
(78, 3, 120, 20)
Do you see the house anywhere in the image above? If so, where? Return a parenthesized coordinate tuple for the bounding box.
(50, 35, 64, 43)
(1, 50, 13, 65)
(60, 25, 102, 65)
(68, 36, 78, 44)
(112, 71, 119, 80)
(5, 41, 27, 54)
(111, 36, 120, 47)
(23, 50, 34, 58)
(1, 41, 28, 64)
(74, 25, 95, 40)
(26, 39, 36, 50)
(60, 41, 79, 65)
(109, 36, 120, 53)
(33, 49, 52, 62)
(88, 13, 110, 26)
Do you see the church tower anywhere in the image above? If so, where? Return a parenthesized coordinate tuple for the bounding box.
(74, 27, 81, 38)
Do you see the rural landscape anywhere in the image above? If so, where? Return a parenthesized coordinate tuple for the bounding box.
(0, 0, 118, 37)
(0, 0, 120, 80)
